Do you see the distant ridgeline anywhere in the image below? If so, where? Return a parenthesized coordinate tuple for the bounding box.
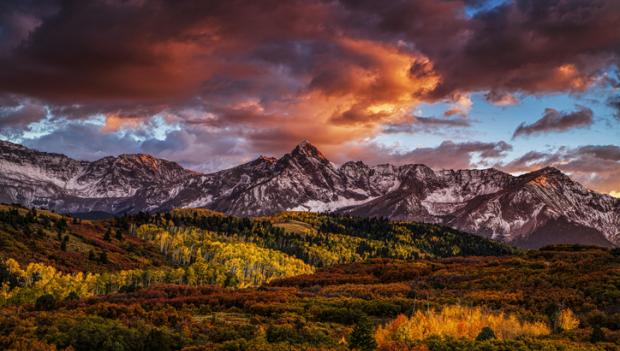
(2, 140, 618, 249)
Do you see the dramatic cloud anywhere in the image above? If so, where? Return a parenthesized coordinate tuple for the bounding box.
(21, 122, 254, 172)
(346, 140, 513, 170)
(513, 106, 593, 138)
(503, 145, 620, 195)
(485, 90, 519, 106)
(0, 0, 618, 193)
(0, 97, 46, 128)
(383, 115, 470, 134)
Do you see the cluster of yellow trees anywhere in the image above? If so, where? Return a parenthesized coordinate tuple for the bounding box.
(135, 224, 314, 287)
(375, 305, 554, 349)
(0, 258, 98, 304)
(0, 222, 318, 306)
(0, 258, 188, 304)
(0, 233, 314, 305)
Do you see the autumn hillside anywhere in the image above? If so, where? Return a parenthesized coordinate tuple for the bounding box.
(1, 204, 619, 350)
(0, 204, 516, 276)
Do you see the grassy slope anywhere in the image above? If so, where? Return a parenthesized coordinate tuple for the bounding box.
(0, 204, 168, 273)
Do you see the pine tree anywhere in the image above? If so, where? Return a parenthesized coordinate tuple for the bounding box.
(60, 235, 69, 251)
(35, 294, 57, 311)
(476, 326, 496, 341)
(56, 218, 67, 236)
(590, 326, 604, 343)
(103, 228, 112, 242)
(115, 229, 123, 241)
(349, 316, 377, 351)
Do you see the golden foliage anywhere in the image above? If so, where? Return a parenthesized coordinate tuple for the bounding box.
(1, 258, 98, 304)
(375, 305, 550, 350)
(558, 308, 580, 331)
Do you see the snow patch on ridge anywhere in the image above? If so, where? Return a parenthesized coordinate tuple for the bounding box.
(184, 195, 214, 209)
(289, 196, 377, 212)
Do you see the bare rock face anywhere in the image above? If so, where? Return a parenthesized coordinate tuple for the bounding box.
(1, 139, 618, 248)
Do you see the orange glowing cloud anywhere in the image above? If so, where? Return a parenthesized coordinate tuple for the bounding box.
(236, 37, 441, 151)
(101, 114, 145, 132)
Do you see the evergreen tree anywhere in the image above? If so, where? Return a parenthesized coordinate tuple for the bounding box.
(103, 228, 112, 242)
(66, 291, 80, 301)
(115, 229, 123, 241)
(590, 326, 604, 343)
(35, 294, 57, 311)
(60, 235, 69, 251)
(349, 316, 377, 351)
(224, 272, 239, 288)
(476, 326, 496, 341)
(55, 219, 67, 236)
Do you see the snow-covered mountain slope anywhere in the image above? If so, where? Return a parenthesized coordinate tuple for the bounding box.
(0, 140, 195, 213)
(1, 139, 618, 247)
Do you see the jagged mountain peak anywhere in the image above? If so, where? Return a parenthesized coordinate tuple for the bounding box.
(222, 155, 278, 175)
(257, 155, 277, 163)
(0, 140, 617, 248)
(525, 166, 565, 178)
(517, 166, 571, 186)
(400, 163, 437, 179)
(536, 166, 562, 174)
(117, 153, 159, 161)
(114, 153, 188, 171)
(87, 153, 193, 181)
(0, 140, 28, 150)
(341, 160, 367, 167)
(339, 160, 370, 173)
(290, 140, 329, 162)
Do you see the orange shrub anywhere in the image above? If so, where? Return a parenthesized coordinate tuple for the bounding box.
(375, 305, 550, 350)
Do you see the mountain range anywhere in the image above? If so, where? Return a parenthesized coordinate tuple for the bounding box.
(0, 139, 618, 248)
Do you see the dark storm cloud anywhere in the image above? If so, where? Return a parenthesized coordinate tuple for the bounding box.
(0, 102, 46, 128)
(338, 0, 620, 97)
(512, 106, 593, 138)
(0, 0, 618, 193)
(2, 0, 618, 110)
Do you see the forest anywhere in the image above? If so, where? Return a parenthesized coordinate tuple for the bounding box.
(0, 204, 619, 350)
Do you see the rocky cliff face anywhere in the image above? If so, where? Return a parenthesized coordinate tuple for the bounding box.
(1, 139, 618, 247)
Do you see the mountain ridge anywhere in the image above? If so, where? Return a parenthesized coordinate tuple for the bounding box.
(0, 139, 618, 248)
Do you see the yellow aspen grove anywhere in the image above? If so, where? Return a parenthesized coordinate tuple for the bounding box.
(558, 308, 580, 331)
(375, 306, 551, 350)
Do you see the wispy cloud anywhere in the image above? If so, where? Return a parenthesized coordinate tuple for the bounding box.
(513, 106, 593, 138)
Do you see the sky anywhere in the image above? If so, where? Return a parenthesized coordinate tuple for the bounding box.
(0, 0, 619, 196)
